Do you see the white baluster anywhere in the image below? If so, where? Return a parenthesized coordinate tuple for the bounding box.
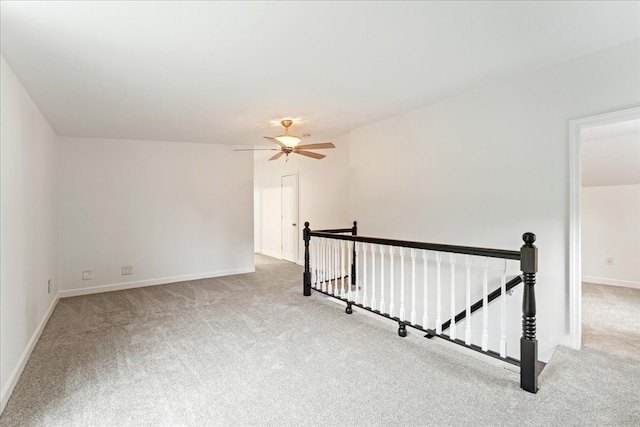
(380, 246, 386, 314)
(400, 248, 406, 321)
(435, 252, 442, 334)
(347, 241, 353, 301)
(318, 240, 321, 287)
(362, 243, 368, 308)
(371, 244, 377, 310)
(314, 238, 318, 288)
(389, 247, 395, 317)
(411, 248, 417, 324)
(332, 239, 336, 290)
(315, 239, 320, 289)
(327, 239, 332, 284)
(450, 253, 457, 340)
(330, 239, 334, 281)
(327, 238, 333, 286)
(355, 242, 360, 304)
(422, 250, 429, 329)
(465, 255, 472, 346)
(500, 259, 507, 358)
(482, 257, 489, 352)
(328, 238, 332, 283)
(334, 239, 339, 296)
(327, 240, 331, 292)
(310, 238, 315, 288)
(340, 240, 346, 298)
(320, 238, 325, 292)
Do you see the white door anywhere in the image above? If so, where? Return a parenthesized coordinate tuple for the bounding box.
(281, 174, 298, 263)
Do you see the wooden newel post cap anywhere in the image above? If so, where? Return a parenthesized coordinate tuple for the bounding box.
(522, 232, 536, 246)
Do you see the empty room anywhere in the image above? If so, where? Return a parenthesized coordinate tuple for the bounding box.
(1, 1, 639, 426)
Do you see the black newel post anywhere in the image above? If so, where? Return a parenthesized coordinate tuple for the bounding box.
(520, 232, 538, 393)
(351, 221, 358, 286)
(303, 222, 311, 296)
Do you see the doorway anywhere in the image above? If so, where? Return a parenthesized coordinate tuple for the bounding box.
(569, 106, 640, 349)
(281, 173, 298, 263)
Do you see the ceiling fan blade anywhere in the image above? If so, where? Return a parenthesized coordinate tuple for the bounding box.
(264, 136, 286, 148)
(295, 142, 335, 150)
(294, 150, 326, 160)
(269, 151, 285, 161)
(234, 148, 279, 151)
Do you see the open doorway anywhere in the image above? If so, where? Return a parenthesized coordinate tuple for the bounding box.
(569, 107, 640, 354)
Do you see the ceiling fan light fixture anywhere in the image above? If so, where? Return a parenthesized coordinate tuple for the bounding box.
(235, 118, 334, 161)
(274, 134, 301, 147)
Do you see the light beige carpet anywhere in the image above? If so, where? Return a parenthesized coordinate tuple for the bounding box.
(582, 282, 640, 365)
(1, 258, 638, 426)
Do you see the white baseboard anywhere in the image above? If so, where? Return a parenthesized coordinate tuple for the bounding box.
(258, 250, 282, 260)
(255, 251, 305, 266)
(59, 267, 255, 298)
(1, 295, 59, 413)
(2, 267, 256, 413)
(583, 276, 640, 290)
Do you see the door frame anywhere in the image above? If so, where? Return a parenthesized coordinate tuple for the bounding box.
(568, 106, 640, 350)
(281, 172, 299, 263)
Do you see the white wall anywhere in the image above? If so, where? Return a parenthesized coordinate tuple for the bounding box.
(348, 39, 640, 357)
(1, 57, 255, 410)
(1, 56, 59, 410)
(58, 137, 254, 294)
(582, 184, 640, 288)
(254, 134, 350, 263)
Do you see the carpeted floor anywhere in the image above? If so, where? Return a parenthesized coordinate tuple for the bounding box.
(582, 282, 640, 364)
(1, 256, 638, 426)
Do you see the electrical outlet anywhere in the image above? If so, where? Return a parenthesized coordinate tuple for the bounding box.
(48, 279, 51, 293)
(121, 265, 133, 275)
(82, 270, 92, 280)
(605, 257, 614, 265)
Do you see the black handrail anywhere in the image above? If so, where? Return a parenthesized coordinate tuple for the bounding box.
(308, 231, 520, 260)
(315, 228, 354, 234)
(440, 275, 523, 332)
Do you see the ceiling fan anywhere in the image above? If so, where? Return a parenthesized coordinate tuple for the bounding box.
(235, 120, 335, 161)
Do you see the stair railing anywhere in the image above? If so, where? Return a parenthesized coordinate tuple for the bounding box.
(303, 221, 539, 393)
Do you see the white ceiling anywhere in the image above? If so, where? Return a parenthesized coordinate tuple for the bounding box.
(1, 1, 639, 147)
